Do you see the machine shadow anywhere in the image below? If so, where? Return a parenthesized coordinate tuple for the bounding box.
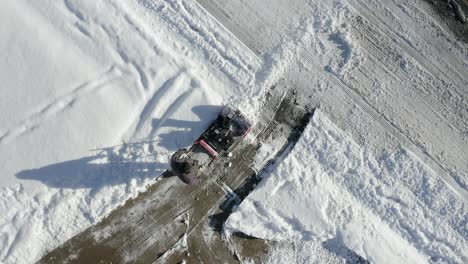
(150, 105, 223, 151)
(15, 104, 223, 190)
(16, 144, 166, 190)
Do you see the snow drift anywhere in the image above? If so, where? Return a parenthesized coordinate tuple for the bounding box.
(225, 110, 467, 263)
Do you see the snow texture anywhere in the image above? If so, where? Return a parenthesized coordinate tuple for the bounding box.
(226, 110, 467, 264)
(219, 0, 468, 261)
(0, 0, 263, 263)
(1, 0, 467, 263)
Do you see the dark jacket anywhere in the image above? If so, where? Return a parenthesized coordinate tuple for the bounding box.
(170, 149, 200, 185)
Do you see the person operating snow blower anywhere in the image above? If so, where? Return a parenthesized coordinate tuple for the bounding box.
(169, 106, 252, 186)
(170, 148, 200, 185)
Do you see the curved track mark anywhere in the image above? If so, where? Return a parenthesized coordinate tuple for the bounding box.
(0, 66, 120, 145)
(132, 72, 186, 137)
(149, 87, 196, 138)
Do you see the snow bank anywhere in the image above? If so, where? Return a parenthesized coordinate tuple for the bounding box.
(226, 110, 467, 263)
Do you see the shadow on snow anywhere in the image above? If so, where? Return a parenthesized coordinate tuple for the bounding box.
(16, 104, 221, 190)
(16, 148, 165, 190)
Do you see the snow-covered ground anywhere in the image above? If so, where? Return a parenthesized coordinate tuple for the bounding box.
(0, 1, 263, 263)
(1, 0, 467, 263)
(215, 0, 468, 263)
(226, 110, 467, 263)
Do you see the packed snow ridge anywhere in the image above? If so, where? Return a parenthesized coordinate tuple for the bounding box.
(225, 110, 467, 264)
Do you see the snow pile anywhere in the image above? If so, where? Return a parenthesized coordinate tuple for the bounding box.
(225, 110, 467, 263)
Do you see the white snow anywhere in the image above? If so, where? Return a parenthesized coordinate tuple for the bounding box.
(225, 110, 467, 263)
(0, 0, 261, 263)
(217, 0, 467, 262)
(1, 0, 467, 263)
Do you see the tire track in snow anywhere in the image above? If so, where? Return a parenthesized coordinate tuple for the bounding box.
(192, 0, 468, 201)
(130, 71, 187, 139)
(62, 0, 154, 96)
(138, 0, 258, 87)
(343, 16, 468, 188)
(349, 29, 467, 133)
(177, 0, 253, 74)
(192, 0, 263, 61)
(381, 0, 468, 76)
(253, 1, 465, 201)
(0, 66, 121, 145)
(325, 68, 468, 201)
(63, 0, 86, 22)
(148, 86, 196, 139)
(114, 47, 151, 93)
(346, 0, 468, 97)
(130, 62, 150, 92)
